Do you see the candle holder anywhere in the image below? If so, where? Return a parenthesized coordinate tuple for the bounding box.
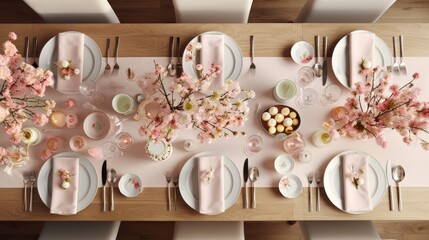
(115, 132, 134, 151)
(283, 131, 306, 157)
(69, 135, 89, 152)
(21, 127, 43, 146)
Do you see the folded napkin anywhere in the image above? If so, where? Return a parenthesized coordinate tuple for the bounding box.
(347, 31, 374, 88)
(342, 153, 372, 213)
(50, 157, 79, 215)
(198, 155, 225, 214)
(199, 34, 224, 91)
(56, 32, 84, 94)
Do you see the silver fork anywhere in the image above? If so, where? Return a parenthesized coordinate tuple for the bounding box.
(29, 171, 36, 212)
(165, 175, 171, 211)
(392, 36, 400, 75)
(399, 35, 407, 76)
(307, 172, 314, 212)
(113, 36, 120, 71)
(23, 172, 30, 211)
(173, 178, 178, 211)
(315, 171, 321, 212)
(105, 38, 111, 71)
(250, 35, 256, 73)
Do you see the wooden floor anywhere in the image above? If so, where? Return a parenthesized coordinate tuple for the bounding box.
(0, 0, 429, 23)
(1, 0, 429, 239)
(1, 221, 429, 239)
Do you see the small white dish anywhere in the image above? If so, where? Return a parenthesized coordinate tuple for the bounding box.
(278, 174, 303, 198)
(145, 140, 173, 161)
(274, 154, 295, 175)
(118, 173, 143, 198)
(83, 111, 112, 140)
(291, 41, 315, 65)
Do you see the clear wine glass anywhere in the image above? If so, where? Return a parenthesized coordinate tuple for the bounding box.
(102, 141, 120, 158)
(296, 87, 319, 108)
(79, 80, 106, 106)
(296, 66, 316, 88)
(244, 134, 263, 156)
(319, 84, 342, 105)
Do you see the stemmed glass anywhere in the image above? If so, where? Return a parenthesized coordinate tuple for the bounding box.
(319, 84, 342, 105)
(79, 80, 105, 106)
(244, 134, 263, 156)
(102, 132, 134, 158)
(295, 66, 318, 107)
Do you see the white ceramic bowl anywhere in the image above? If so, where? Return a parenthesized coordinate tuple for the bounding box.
(278, 174, 303, 198)
(118, 173, 143, 198)
(83, 111, 112, 140)
(274, 154, 295, 175)
(291, 41, 315, 65)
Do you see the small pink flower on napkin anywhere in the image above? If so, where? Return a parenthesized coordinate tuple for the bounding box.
(50, 157, 79, 215)
(200, 34, 224, 91)
(56, 32, 84, 94)
(347, 31, 374, 88)
(198, 155, 225, 215)
(342, 153, 372, 213)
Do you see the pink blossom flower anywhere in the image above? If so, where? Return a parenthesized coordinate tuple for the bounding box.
(413, 72, 420, 79)
(8, 32, 17, 40)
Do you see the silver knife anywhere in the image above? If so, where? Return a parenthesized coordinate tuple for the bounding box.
(102, 160, 107, 212)
(175, 37, 183, 78)
(322, 36, 328, 86)
(386, 159, 394, 211)
(243, 158, 249, 209)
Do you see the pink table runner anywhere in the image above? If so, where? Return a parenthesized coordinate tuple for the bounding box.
(0, 57, 428, 189)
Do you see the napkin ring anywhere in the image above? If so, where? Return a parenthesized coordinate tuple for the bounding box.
(58, 168, 73, 189)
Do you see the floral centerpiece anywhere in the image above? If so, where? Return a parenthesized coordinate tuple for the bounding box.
(0, 32, 55, 174)
(138, 44, 255, 143)
(324, 65, 429, 150)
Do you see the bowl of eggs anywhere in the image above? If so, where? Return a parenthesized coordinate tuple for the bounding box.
(260, 105, 301, 138)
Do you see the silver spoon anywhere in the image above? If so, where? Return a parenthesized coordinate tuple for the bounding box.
(108, 168, 117, 211)
(392, 165, 405, 211)
(313, 35, 323, 78)
(249, 167, 259, 208)
(167, 36, 176, 77)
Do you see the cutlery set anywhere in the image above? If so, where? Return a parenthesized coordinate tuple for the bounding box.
(386, 160, 405, 211)
(167, 36, 183, 78)
(105, 36, 120, 74)
(165, 175, 179, 211)
(243, 158, 259, 209)
(307, 171, 322, 212)
(24, 36, 38, 67)
(392, 35, 407, 76)
(314, 35, 328, 86)
(102, 160, 116, 212)
(23, 171, 36, 212)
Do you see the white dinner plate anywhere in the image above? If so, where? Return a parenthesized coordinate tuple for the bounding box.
(323, 150, 386, 214)
(178, 151, 241, 215)
(331, 30, 392, 90)
(183, 31, 243, 81)
(37, 152, 98, 212)
(39, 31, 102, 94)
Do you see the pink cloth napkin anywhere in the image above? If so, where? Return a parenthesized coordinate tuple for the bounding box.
(342, 153, 372, 213)
(50, 157, 79, 215)
(198, 155, 225, 215)
(347, 31, 374, 88)
(56, 32, 84, 94)
(200, 34, 224, 91)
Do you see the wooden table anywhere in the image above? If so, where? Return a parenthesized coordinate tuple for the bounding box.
(0, 23, 429, 221)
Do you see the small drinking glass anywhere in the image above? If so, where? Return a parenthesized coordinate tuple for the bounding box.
(79, 80, 105, 106)
(244, 134, 264, 156)
(296, 87, 319, 107)
(283, 131, 306, 157)
(296, 66, 316, 88)
(102, 141, 120, 158)
(319, 84, 342, 105)
(115, 132, 134, 151)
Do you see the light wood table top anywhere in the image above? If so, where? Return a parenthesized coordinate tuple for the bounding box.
(0, 23, 429, 221)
